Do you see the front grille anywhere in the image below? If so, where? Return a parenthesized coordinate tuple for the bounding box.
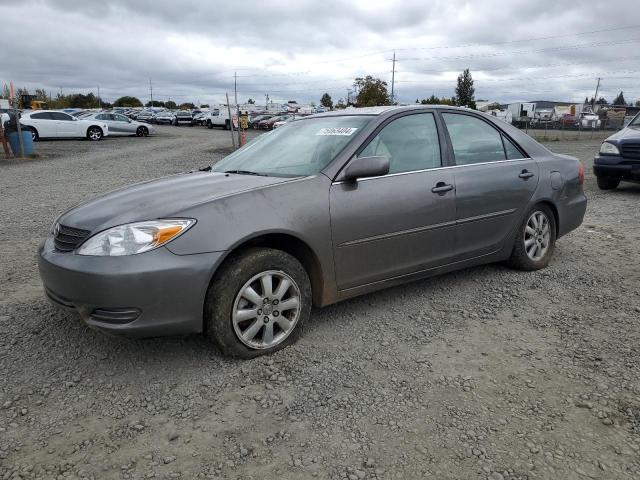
(54, 224, 90, 252)
(621, 143, 640, 160)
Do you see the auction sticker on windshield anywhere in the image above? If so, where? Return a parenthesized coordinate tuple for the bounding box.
(316, 127, 358, 136)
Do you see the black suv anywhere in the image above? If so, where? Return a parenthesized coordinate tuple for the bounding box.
(594, 113, 640, 189)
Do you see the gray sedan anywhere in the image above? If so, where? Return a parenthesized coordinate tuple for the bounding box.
(85, 112, 156, 137)
(38, 106, 586, 357)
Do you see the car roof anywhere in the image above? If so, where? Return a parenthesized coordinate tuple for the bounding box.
(309, 104, 475, 118)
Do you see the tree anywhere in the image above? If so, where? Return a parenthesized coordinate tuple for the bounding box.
(353, 76, 390, 107)
(179, 102, 196, 109)
(114, 96, 143, 107)
(335, 98, 346, 109)
(247, 98, 255, 104)
(455, 69, 475, 108)
(34, 89, 49, 102)
(146, 100, 165, 107)
(200, 104, 209, 108)
(419, 95, 455, 106)
(613, 91, 626, 106)
(635, 100, 640, 107)
(1, 83, 9, 99)
(165, 100, 177, 109)
(596, 97, 608, 105)
(320, 93, 333, 110)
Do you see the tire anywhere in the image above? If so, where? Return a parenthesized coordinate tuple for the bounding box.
(87, 126, 103, 141)
(225, 119, 230, 130)
(136, 126, 148, 137)
(596, 176, 620, 190)
(207, 120, 213, 130)
(507, 204, 556, 271)
(204, 248, 312, 358)
(27, 127, 39, 142)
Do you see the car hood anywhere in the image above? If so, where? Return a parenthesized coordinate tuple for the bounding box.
(58, 171, 294, 233)
(605, 126, 640, 142)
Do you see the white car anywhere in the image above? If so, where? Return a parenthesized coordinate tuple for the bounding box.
(84, 112, 156, 137)
(20, 110, 109, 141)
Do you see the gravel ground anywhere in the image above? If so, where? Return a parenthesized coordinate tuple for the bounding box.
(1, 125, 639, 480)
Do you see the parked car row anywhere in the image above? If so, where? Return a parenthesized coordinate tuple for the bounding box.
(15, 109, 157, 141)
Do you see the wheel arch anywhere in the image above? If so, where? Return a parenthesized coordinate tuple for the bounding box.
(210, 232, 326, 308)
(533, 199, 560, 238)
(86, 125, 103, 136)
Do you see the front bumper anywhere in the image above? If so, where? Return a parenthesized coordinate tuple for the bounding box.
(38, 236, 225, 337)
(593, 154, 640, 181)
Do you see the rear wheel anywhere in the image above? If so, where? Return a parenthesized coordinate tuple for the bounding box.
(596, 176, 620, 190)
(204, 248, 311, 358)
(27, 127, 39, 141)
(225, 119, 231, 130)
(87, 126, 103, 141)
(508, 204, 556, 271)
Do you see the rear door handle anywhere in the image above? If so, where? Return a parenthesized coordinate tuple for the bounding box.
(431, 182, 454, 195)
(519, 170, 535, 179)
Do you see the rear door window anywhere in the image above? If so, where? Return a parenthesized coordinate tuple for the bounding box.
(442, 113, 506, 165)
(31, 112, 54, 120)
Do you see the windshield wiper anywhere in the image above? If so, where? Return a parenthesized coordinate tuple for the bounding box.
(224, 169, 266, 176)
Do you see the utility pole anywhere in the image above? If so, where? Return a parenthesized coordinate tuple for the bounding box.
(265, 93, 269, 111)
(234, 72, 238, 107)
(226, 93, 237, 150)
(591, 77, 601, 109)
(390, 49, 396, 104)
(97, 85, 100, 108)
(149, 79, 153, 106)
(346, 89, 351, 106)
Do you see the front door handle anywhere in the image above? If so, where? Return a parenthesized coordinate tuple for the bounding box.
(519, 170, 535, 179)
(431, 182, 454, 195)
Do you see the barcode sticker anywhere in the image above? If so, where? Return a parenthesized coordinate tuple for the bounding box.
(316, 127, 358, 136)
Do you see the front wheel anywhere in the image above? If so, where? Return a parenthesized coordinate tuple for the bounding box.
(508, 205, 556, 271)
(87, 126, 103, 141)
(596, 176, 620, 190)
(136, 126, 148, 137)
(204, 248, 311, 358)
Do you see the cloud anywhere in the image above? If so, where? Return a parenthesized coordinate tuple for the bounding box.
(1, 0, 639, 105)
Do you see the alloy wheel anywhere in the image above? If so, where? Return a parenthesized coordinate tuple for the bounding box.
(88, 128, 102, 141)
(232, 270, 301, 350)
(524, 211, 550, 261)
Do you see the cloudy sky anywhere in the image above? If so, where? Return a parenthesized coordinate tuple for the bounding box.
(2, 0, 640, 106)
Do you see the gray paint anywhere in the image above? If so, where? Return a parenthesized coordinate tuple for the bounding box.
(38, 105, 587, 337)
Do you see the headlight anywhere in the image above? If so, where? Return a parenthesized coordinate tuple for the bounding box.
(76, 219, 194, 256)
(599, 142, 620, 155)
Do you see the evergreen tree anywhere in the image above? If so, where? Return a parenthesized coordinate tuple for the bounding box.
(455, 69, 475, 109)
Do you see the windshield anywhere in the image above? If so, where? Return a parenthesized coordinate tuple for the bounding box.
(630, 113, 640, 127)
(212, 116, 373, 177)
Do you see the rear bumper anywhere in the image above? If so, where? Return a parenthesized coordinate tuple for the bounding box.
(557, 192, 587, 238)
(38, 236, 224, 337)
(593, 155, 640, 180)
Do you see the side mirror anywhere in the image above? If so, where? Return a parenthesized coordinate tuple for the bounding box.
(343, 156, 389, 181)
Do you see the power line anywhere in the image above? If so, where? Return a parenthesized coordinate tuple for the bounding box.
(394, 24, 640, 51)
(398, 38, 640, 62)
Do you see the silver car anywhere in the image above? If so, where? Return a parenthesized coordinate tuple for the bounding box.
(38, 106, 586, 357)
(86, 112, 156, 137)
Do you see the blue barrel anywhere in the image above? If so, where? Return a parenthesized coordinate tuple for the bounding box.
(8, 130, 34, 155)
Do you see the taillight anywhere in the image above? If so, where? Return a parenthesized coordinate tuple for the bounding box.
(578, 163, 585, 184)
